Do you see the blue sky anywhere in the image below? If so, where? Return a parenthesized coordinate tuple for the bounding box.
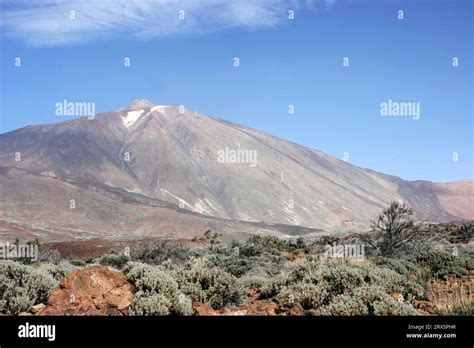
(0, 0, 472, 182)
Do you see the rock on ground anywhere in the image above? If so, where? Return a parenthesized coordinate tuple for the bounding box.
(40, 266, 134, 316)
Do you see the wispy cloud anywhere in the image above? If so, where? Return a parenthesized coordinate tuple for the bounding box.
(0, 0, 335, 46)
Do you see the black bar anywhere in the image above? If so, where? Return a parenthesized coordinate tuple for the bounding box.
(0, 316, 472, 347)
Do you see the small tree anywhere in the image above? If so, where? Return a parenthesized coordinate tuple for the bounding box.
(200, 230, 222, 250)
(358, 201, 430, 258)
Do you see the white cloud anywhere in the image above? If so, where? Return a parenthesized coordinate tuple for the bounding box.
(0, 0, 335, 46)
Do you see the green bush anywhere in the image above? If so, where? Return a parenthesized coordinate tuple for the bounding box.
(317, 294, 368, 315)
(275, 283, 328, 310)
(35, 261, 75, 280)
(373, 257, 422, 278)
(0, 260, 57, 314)
(96, 253, 131, 270)
(260, 259, 423, 314)
(205, 251, 284, 278)
(415, 251, 470, 278)
(132, 242, 191, 265)
(372, 299, 417, 315)
(69, 259, 87, 267)
(38, 247, 62, 264)
(316, 264, 366, 295)
(122, 262, 192, 316)
(447, 224, 473, 244)
(353, 285, 416, 315)
(450, 302, 474, 316)
(358, 264, 424, 301)
(130, 291, 173, 315)
(318, 285, 416, 315)
(260, 271, 296, 299)
(237, 266, 273, 290)
(237, 274, 269, 290)
(204, 238, 288, 278)
(173, 259, 245, 309)
(263, 262, 366, 298)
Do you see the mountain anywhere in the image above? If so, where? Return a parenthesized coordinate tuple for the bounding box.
(0, 99, 471, 242)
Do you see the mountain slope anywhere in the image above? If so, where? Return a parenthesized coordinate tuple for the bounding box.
(0, 167, 325, 242)
(0, 99, 470, 237)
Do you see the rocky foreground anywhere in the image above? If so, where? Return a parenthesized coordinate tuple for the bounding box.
(16, 263, 473, 316)
(2, 219, 473, 317)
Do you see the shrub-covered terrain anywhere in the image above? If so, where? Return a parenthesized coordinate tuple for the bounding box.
(0, 203, 472, 316)
(1, 234, 471, 316)
(0, 260, 74, 314)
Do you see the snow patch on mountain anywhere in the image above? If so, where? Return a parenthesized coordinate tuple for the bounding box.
(122, 109, 144, 128)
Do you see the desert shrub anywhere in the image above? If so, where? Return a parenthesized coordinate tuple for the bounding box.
(317, 295, 368, 315)
(358, 264, 424, 301)
(205, 252, 251, 277)
(448, 224, 473, 244)
(173, 259, 245, 309)
(132, 242, 191, 265)
(124, 262, 178, 294)
(237, 266, 272, 290)
(35, 261, 75, 280)
(97, 253, 131, 270)
(315, 236, 340, 246)
(415, 251, 470, 278)
(38, 247, 62, 264)
(373, 257, 422, 278)
(205, 251, 284, 278)
(318, 285, 416, 315)
(237, 274, 269, 290)
(316, 264, 366, 295)
(371, 298, 417, 315)
(239, 236, 286, 256)
(260, 271, 297, 298)
(288, 237, 309, 251)
(275, 283, 328, 310)
(260, 259, 423, 314)
(130, 290, 193, 316)
(202, 235, 308, 279)
(130, 291, 173, 315)
(122, 262, 192, 316)
(0, 260, 57, 314)
(449, 302, 474, 316)
(352, 285, 416, 315)
(372, 256, 430, 297)
(263, 262, 366, 298)
(229, 235, 307, 258)
(69, 259, 87, 267)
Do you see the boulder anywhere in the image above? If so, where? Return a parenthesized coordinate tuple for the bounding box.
(41, 266, 134, 316)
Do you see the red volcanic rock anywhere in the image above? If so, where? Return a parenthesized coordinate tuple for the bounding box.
(192, 302, 219, 316)
(41, 266, 134, 316)
(288, 303, 305, 316)
(413, 300, 436, 315)
(241, 299, 279, 316)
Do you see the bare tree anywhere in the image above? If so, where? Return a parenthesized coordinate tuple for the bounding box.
(201, 229, 222, 250)
(357, 201, 432, 257)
